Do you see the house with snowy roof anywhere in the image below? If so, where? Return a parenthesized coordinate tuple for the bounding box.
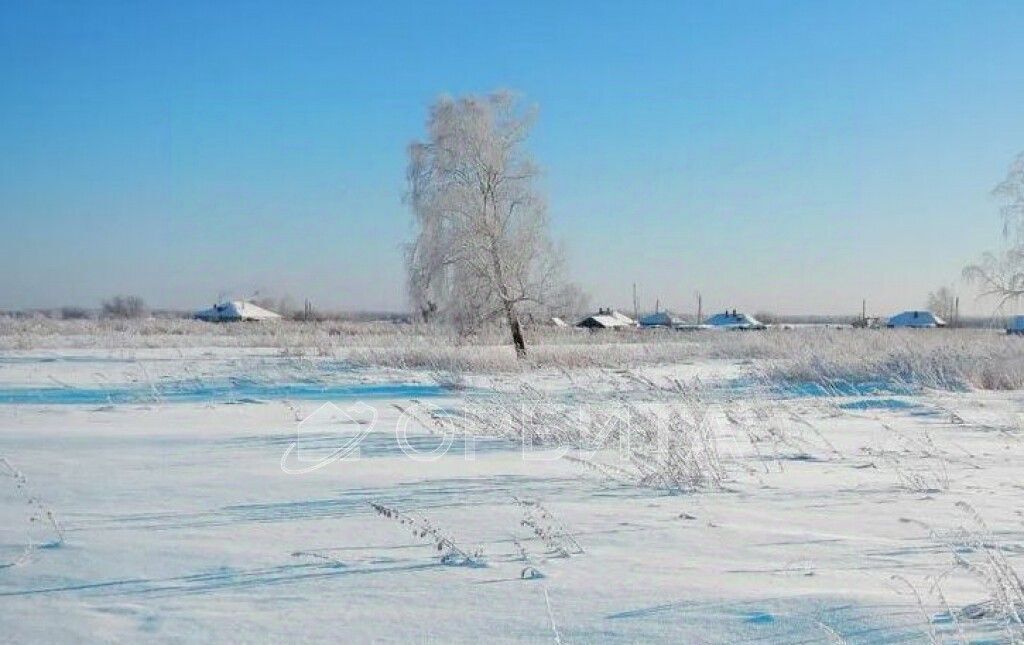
(576, 308, 636, 329)
(886, 310, 945, 328)
(195, 301, 282, 322)
(704, 310, 766, 330)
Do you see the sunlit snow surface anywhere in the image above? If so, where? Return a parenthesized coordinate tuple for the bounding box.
(0, 380, 449, 405)
(0, 348, 1021, 643)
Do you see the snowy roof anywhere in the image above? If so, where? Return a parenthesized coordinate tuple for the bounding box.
(550, 317, 568, 327)
(576, 309, 636, 329)
(195, 301, 282, 322)
(608, 310, 636, 325)
(704, 312, 763, 329)
(639, 311, 684, 327)
(576, 314, 631, 329)
(886, 310, 945, 328)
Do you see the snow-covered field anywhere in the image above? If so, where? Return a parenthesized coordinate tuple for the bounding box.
(1, 325, 1023, 643)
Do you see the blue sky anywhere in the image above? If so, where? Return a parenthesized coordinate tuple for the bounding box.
(2, 0, 1022, 315)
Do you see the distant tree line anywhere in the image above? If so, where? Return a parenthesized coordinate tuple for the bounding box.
(101, 295, 147, 319)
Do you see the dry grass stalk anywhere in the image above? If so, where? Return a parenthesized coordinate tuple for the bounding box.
(368, 501, 484, 567)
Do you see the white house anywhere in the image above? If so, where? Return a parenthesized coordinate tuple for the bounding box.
(576, 308, 636, 329)
(195, 301, 282, 322)
(886, 310, 946, 328)
(704, 311, 765, 330)
(1008, 316, 1024, 335)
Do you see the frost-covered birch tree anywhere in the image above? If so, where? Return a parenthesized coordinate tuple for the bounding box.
(964, 152, 1024, 307)
(925, 286, 957, 322)
(405, 91, 569, 357)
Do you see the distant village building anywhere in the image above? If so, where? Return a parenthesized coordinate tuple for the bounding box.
(195, 301, 282, 322)
(638, 311, 685, 328)
(852, 316, 882, 329)
(704, 310, 766, 330)
(607, 310, 637, 326)
(1007, 316, 1024, 335)
(576, 308, 636, 330)
(886, 310, 946, 328)
(550, 317, 569, 327)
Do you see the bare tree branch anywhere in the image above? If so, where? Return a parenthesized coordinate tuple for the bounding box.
(964, 152, 1024, 310)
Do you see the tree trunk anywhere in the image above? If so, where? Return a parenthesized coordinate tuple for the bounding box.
(504, 302, 527, 358)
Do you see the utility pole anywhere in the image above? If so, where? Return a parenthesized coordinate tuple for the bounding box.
(632, 283, 638, 322)
(954, 296, 960, 328)
(696, 292, 703, 324)
(862, 299, 866, 325)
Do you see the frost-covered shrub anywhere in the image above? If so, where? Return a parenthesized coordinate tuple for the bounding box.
(0, 320, 1019, 391)
(424, 375, 730, 494)
(0, 457, 65, 568)
(101, 295, 147, 319)
(754, 329, 1024, 391)
(901, 503, 1024, 644)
